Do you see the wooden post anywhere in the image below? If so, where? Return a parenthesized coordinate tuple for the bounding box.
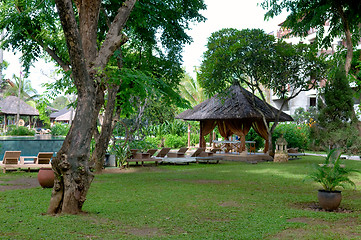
(199, 121, 203, 148)
(187, 123, 191, 147)
(212, 131, 216, 148)
(209, 130, 213, 148)
(4, 114, 6, 132)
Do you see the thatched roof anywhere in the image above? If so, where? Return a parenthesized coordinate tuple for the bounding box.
(0, 96, 39, 116)
(176, 84, 293, 122)
(50, 107, 75, 121)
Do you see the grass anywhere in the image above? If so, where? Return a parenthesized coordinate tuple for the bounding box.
(1, 156, 361, 239)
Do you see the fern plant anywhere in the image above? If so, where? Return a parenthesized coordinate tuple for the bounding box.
(308, 149, 359, 191)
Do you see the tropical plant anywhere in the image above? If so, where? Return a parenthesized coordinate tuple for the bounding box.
(179, 72, 207, 106)
(307, 149, 359, 191)
(51, 123, 70, 136)
(3, 75, 38, 101)
(7, 125, 35, 136)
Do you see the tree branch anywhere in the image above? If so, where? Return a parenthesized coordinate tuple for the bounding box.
(95, 0, 137, 69)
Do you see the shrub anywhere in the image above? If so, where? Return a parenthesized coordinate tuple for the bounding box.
(51, 123, 70, 136)
(272, 123, 310, 150)
(310, 122, 361, 154)
(145, 136, 162, 148)
(164, 134, 187, 148)
(190, 133, 199, 146)
(7, 126, 35, 136)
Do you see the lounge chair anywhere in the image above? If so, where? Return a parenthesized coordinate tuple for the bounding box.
(34, 152, 54, 164)
(167, 147, 189, 158)
(2, 151, 21, 173)
(198, 150, 214, 157)
(192, 148, 220, 164)
(146, 149, 158, 157)
(126, 149, 161, 167)
(155, 148, 171, 158)
(190, 148, 206, 157)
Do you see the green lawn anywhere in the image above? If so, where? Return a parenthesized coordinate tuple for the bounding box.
(1, 156, 361, 239)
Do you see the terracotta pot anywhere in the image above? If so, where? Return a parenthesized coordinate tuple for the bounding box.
(318, 190, 342, 210)
(38, 168, 55, 188)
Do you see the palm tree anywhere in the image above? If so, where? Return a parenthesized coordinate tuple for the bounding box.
(3, 74, 38, 101)
(179, 71, 207, 106)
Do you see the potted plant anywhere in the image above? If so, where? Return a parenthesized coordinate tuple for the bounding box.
(307, 149, 359, 211)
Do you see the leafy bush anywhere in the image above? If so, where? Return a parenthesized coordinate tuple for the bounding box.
(51, 123, 70, 136)
(143, 120, 189, 138)
(7, 126, 35, 136)
(310, 122, 361, 154)
(164, 134, 187, 148)
(145, 136, 162, 148)
(272, 123, 310, 150)
(190, 133, 199, 146)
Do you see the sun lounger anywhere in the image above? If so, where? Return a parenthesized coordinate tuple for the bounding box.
(2, 151, 21, 173)
(146, 149, 158, 157)
(155, 148, 171, 158)
(35, 152, 54, 164)
(126, 149, 162, 167)
(167, 147, 189, 158)
(190, 148, 213, 157)
(190, 148, 206, 157)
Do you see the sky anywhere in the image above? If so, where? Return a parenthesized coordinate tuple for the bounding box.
(1, 0, 287, 94)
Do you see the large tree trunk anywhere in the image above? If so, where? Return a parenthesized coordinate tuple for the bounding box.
(48, 94, 97, 214)
(48, 0, 136, 214)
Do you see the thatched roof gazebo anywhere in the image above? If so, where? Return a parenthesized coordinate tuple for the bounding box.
(0, 96, 39, 127)
(176, 84, 293, 153)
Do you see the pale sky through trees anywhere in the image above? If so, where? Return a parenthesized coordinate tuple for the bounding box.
(2, 0, 286, 93)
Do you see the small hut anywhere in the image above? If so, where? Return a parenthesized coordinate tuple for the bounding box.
(0, 96, 39, 127)
(176, 84, 293, 153)
(50, 107, 75, 124)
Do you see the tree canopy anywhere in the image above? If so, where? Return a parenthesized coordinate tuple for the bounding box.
(261, 0, 361, 74)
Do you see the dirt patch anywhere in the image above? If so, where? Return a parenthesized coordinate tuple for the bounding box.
(124, 226, 163, 237)
(219, 200, 241, 207)
(291, 201, 354, 213)
(0, 177, 39, 191)
(102, 166, 168, 174)
(268, 216, 361, 239)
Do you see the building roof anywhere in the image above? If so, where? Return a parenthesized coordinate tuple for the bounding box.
(176, 84, 293, 122)
(0, 96, 39, 116)
(50, 107, 75, 121)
